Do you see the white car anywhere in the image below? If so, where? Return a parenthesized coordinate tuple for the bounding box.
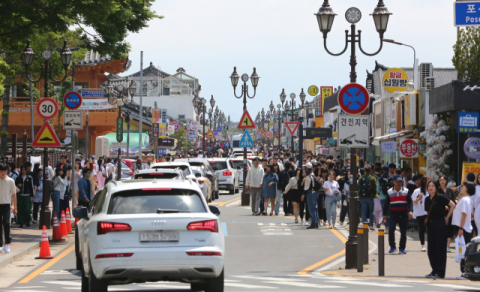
(207, 158, 240, 194)
(230, 158, 252, 184)
(192, 166, 213, 202)
(152, 162, 196, 182)
(74, 179, 225, 292)
(131, 168, 186, 180)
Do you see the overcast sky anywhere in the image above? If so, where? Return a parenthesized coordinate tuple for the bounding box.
(122, 0, 457, 121)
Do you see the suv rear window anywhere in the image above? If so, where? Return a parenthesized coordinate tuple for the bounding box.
(232, 160, 249, 168)
(108, 190, 206, 214)
(153, 165, 191, 176)
(133, 173, 179, 179)
(209, 161, 227, 171)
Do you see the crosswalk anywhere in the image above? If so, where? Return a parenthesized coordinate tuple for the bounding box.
(257, 222, 293, 235)
(6, 271, 480, 291)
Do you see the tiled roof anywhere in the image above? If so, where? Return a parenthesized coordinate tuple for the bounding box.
(77, 50, 112, 66)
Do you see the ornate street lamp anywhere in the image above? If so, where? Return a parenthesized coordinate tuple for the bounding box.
(315, 0, 392, 269)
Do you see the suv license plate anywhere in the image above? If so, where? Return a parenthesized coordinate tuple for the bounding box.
(140, 231, 179, 242)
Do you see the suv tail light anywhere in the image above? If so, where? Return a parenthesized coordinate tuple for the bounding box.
(187, 220, 218, 232)
(223, 171, 232, 176)
(96, 253, 133, 259)
(97, 222, 132, 235)
(198, 179, 205, 184)
(186, 252, 222, 256)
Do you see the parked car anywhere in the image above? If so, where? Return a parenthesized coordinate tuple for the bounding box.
(74, 179, 225, 292)
(207, 158, 239, 194)
(230, 158, 252, 184)
(176, 158, 219, 200)
(151, 162, 197, 183)
(131, 168, 186, 180)
(121, 159, 136, 172)
(192, 166, 213, 202)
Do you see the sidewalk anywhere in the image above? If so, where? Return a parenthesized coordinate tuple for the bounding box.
(322, 223, 480, 284)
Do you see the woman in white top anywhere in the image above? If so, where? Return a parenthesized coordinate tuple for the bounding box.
(453, 182, 475, 278)
(52, 168, 66, 221)
(73, 163, 82, 206)
(284, 169, 302, 224)
(412, 177, 429, 251)
(323, 171, 340, 229)
(472, 174, 480, 236)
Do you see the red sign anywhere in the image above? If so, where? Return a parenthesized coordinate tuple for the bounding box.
(266, 131, 273, 139)
(284, 122, 299, 136)
(36, 98, 58, 120)
(338, 83, 369, 115)
(63, 91, 82, 110)
(237, 109, 256, 129)
(399, 139, 418, 158)
(32, 121, 62, 147)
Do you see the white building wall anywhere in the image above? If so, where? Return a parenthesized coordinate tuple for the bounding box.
(132, 95, 196, 121)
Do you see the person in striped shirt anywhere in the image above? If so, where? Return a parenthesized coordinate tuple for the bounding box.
(383, 175, 413, 254)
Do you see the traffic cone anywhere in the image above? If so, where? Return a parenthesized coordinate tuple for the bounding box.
(50, 214, 65, 242)
(36, 226, 53, 259)
(66, 208, 74, 234)
(60, 211, 69, 239)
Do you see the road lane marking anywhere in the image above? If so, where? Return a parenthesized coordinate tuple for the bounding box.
(428, 283, 478, 289)
(216, 197, 241, 207)
(225, 283, 278, 289)
(324, 280, 411, 287)
(221, 222, 228, 236)
(297, 228, 347, 275)
(19, 245, 75, 284)
(263, 281, 343, 289)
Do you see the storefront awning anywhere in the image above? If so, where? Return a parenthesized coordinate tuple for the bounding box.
(372, 130, 413, 145)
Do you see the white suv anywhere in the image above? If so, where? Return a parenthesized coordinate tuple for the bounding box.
(152, 162, 196, 182)
(74, 179, 225, 292)
(207, 158, 239, 194)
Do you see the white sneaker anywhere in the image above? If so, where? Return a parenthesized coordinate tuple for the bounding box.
(300, 220, 303, 225)
(329, 225, 333, 229)
(421, 245, 426, 252)
(456, 276, 467, 280)
(305, 221, 310, 226)
(4, 245, 10, 253)
(319, 221, 324, 227)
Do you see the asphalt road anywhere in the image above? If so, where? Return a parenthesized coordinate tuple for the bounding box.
(2, 189, 480, 291)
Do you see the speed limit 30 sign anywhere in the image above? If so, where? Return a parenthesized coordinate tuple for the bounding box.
(36, 98, 58, 120)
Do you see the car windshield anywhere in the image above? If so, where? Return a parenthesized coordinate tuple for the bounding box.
(154, 165, 191, 176)
(188, 162, 204, 168)
(232, 161, 247, 169)
(108, 189, 206, 214)
(133, 173, 179, 179)
(209, 161, 228, 171)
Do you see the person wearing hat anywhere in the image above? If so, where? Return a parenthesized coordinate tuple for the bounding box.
(383, 175, 413, 254)
(303, 162, 319, 229)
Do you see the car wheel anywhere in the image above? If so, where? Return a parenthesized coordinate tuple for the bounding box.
(88, 262, 108, 292)
(75, 230, 82, 271)
(205, 268, 224, 292)
(81, 259, 88, 292)
(191, 282, 207, 291)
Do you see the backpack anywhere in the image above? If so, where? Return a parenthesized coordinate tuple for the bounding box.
(309, 174, 323, 192)
(380, 175, 393, 196)
(359, 174, 373, 198)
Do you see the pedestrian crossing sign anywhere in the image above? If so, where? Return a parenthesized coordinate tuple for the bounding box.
(239, 130, 254, 148)
(237, 109, 256, 129)
(206, 129, 215, 139)
(32, 121, 62, 147)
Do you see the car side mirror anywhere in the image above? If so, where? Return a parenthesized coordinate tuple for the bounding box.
(205, 171, 213, 176)
(209, 205, 221, 216)
(73, 207, 88, 220)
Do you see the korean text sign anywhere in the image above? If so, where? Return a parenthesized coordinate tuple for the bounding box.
(338, 115, 370, 148)
(399, 138, 418, 158)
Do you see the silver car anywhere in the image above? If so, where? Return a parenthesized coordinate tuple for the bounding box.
(207, 158, 239, 194)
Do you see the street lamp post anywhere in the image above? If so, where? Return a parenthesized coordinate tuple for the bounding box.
(210, 95, 215, 150)
(383, 39, 416, 87)
(230, 67, 260, 206)
(315, 0, 392, 269)
(277, 104, 282, 148)
(21, 39, 72, 229)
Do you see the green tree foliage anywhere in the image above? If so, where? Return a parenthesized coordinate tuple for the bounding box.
(453, 27, 480, 81)
(170, 125, 194, 151)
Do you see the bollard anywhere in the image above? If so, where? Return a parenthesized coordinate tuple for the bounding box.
(357, 224, 363, 272)
(378, 228, 385, 276)
(363, 222, 369, 264)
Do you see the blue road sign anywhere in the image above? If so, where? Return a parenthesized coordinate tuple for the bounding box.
(217, 126, 222, 132)
(161, 109, 167, 123)
(63, 91, 82, 110)
(189, 133, 197, 139)
(455, 1, 480, 26)
(158, 148, 167, 155)
(81, 91, 103, 98)
(213, 130, 218, 135)
(337, 83, 369, 115)
(458, 112, 479, 133)
(240, 130, 254, 148)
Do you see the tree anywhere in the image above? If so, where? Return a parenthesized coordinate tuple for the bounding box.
(170, 125, 194, 151)
(453, 27, 480, 81)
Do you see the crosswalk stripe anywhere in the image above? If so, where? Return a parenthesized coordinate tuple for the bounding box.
(263, 281, 343, 289)
(428, 283, 477, 289)
(324, 280, 411, 288)
(234, 275, 305, 282)
(43, 281, 79, 286)
(225, 283, 278, 289)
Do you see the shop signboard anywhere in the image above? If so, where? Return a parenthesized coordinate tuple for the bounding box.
(399, 138, 418, 158)
(464, 137, 480, 159)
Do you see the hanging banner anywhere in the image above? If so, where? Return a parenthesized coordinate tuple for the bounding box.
(320, 86, 333, 117)
(152, 109, 161, 123)
(80, 98, 115, 110)
(381, 141, 396, 153)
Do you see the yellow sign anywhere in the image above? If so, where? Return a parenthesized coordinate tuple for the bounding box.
(206, 130, 215, 139)
(308, 85, 319, 96)
(152, 109, 161, 123)
(462, 162, 480, 182)
(382, 68, 409, 94)
(32, 121, 61, 147)
(261, 132, 266, 139)
(269, 121, 274, 127)
(320, 86, 333, 117)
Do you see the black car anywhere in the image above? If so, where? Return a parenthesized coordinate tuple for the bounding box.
(462, 236, 480, 281)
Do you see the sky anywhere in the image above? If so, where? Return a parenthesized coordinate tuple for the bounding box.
(122, 0, 458, 122)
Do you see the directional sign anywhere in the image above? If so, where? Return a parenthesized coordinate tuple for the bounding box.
(455, 1, 480, 27)
(81, 91, 103, 98)
(285, 122, 300, 136)
(63, 91, 82, 110)
(308, 85, 319, 96)
(239, 130, 254, 148)
(36, 98, 58, 120)
(237, 109, 256, 129)
(458, 112, 479, 133)
(32, 121, 61, 147)
(217, 126, 222, 132)
(63, 110, 83, 130)
(304, 127, 333, 139)
(338, 115, 370, 148)
(206, 130, 215, 139)
(111, 142, 127, 149)
(266, 131, 273, 139)
(213, 130, 218, 136)
(338, 83, 369, 115)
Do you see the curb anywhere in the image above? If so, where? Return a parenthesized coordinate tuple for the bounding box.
(0, 239, 41, 270)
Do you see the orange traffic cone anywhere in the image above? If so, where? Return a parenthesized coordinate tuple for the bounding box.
(50, 214, 65, 242)
(60, 211, 69, 239)
(66, 208, 74, 234)
(36, 225, 53, 259)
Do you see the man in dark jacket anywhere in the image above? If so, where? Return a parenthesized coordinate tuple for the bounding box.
(78, 168, 94, 208)
(278, 162, 292, 215)
(15, 165, 34, 227)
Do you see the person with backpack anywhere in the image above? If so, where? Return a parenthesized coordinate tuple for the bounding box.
(358, 165, 378, 231)
(377, 165, 393, 232)
(323, 170, 340, 229)
(303, 163, 319, 229)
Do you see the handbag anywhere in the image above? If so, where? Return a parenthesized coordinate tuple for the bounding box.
(424, 195, 436, 224)
(455, 235, 466, 263)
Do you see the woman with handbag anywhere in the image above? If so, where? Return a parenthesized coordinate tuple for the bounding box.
(323, 171, 340, 229)
(96, 159, 105, 190)
(424, 180, 455, 279)
(284, 169, 302, 223)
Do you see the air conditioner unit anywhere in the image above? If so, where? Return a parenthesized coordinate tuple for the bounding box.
(420, 63, 433, 88)
(425, 77, 435, 90)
